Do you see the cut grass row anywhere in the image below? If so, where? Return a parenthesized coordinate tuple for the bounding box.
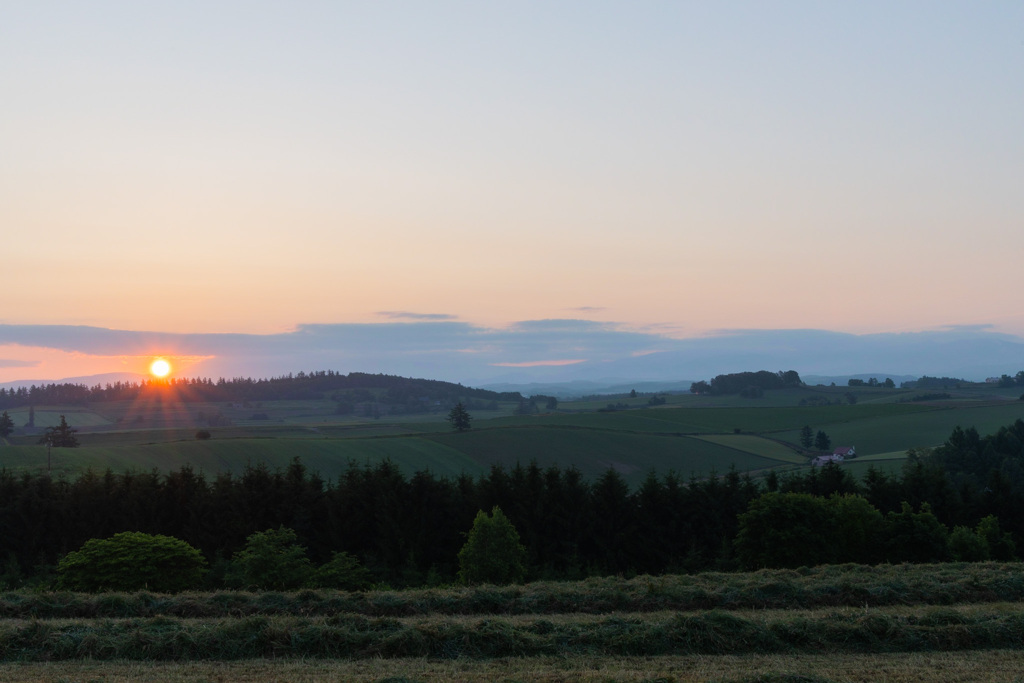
(4, 562, 1022, 620)
(4, 650, 1024, 682)
(3, 603, 1024, 660)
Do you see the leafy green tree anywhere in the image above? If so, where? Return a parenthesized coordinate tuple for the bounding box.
(814, 430, 831, 452)
(57, 532, 207, 592)
(948, 525, 989, 562)
(799, 425, 814, 449)
(311, 551, 374, 591)
(457, 506, 527, 585)
(0, 411, 14, 438)
(975, 515, 1016, 561)
(226, 527, 314, 590)
(447, 402, 472, 431)
(735, 492, 833, 569)
(39, 414, 78, 447)
(883, 378, 896, 389)
(884, 502, 950, 563)
(829, 493, 885, 564)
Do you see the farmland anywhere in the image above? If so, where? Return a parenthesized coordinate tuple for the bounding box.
(2, 383, 1022, 486)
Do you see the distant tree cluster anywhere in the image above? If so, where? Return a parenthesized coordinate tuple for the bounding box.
(0, 371, 522, 412)
(847, 377, 895, 388)
(690, 370, 801, 396)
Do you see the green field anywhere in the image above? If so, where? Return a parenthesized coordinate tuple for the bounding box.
(692, 434, 806, 463)
(2, 388, 1021, 485)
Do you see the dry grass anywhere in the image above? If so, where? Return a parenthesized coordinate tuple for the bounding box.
(2, 651, 1024, 682)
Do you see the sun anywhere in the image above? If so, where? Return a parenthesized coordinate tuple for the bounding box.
(150, 358, 172, 378)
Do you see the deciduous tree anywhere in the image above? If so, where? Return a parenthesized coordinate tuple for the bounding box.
(57, 532, 207, 592)
(457, 506, 527, 585)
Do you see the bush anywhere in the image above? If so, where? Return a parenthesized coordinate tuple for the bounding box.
(735, 493, 833, 569)
(57, 532, 207, 592)
(948, 525, 989, 562)
(195, 429, 211, 440)
(226, 527, 314, 590)
(458, 506, 527, 585)
(311, 551, 374, 591)
(884, 502, 950, 563)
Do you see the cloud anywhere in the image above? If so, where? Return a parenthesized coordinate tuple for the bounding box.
(567, 306, 606, 312)
(0, 322, 1022, 385)
(0, 359, 39, 368)
(376, 311, 458, 321)
(491, 359, 588, 367)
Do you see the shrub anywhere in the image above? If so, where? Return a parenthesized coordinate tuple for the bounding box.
(884, 502, 950, 563)
(735, 493, 833, 569)
(311, 551, 374, 591)
(948, 525, 988, 562)
(457, 506, 527, 585)
(195, 429, 211, 440)
(57, 532, 207, 592)
(226, 527, 314, 590)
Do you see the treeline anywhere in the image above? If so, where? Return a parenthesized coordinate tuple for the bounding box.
(3, 420, 1024, 586)
(0, 371, 521, 411)
(689, 370, 802, 396)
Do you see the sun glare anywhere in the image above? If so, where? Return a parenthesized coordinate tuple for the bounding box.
(150, 358, 171, 378)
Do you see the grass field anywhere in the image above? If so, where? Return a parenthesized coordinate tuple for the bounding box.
(692, 435, 806, 464)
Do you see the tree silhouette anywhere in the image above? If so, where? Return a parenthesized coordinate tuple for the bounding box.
(447, 402, 472, 432)
(40, 414, 78, 447)
(799, 425, 814, 449)
(0, 411, 14, 438)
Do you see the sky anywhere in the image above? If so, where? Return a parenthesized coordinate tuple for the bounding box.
(2, 2, 1023, 384)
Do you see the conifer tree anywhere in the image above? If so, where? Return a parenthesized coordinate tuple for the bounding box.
(0, 411, 14, 438)
(447, 401, 472, 432)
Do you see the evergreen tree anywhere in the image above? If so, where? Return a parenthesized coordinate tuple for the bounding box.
(799, 425, 813, 449)
(40, 415, 78, 447)
(814, 430, 831, 452)
(447, 401, 472, 431)
(0, 411, 14, 438)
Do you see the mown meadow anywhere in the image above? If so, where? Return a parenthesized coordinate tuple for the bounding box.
(2, 563, 1024, 682)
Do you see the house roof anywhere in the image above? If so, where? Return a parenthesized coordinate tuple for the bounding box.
(833, 446, 854, 455)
